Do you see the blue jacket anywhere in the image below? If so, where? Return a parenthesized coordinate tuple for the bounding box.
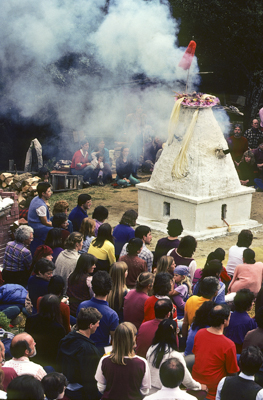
(0, 284, 27, 306)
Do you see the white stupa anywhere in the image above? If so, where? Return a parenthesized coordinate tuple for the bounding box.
(137, 93, 260, 238)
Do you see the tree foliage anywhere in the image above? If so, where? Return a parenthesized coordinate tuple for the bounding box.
(170, 0, 263, 126)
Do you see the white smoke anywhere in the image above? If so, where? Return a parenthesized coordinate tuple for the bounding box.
(0, 0, 200, 147)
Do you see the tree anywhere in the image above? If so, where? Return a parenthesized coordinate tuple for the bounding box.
(170, 0, 263, 127)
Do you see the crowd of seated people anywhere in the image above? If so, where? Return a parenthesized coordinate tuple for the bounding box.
(2, 177, 263, 400)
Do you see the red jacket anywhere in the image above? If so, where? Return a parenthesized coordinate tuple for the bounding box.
(71, 150, 89, 170)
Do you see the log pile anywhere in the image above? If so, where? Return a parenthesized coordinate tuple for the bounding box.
(0, 173, 41, 206)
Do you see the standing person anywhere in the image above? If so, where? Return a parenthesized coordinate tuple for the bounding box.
(79, 218, 96, 254)
(24, 294, 66, 370)
(28, 182, 53, 253)
(67, 253, 96, 317)
(119, 238, 148, 289)
(76, 271, 119, 353)
(53, 232, 82, 294)
(237, 150, 258, 186)
(192, 304, 239, 400)
(88, 223, 116, 273)
(70, 139, 95, 183)
(95, 322, 151, 400)
(252, 139, 263, 190)
(113, 209, 137, 258)
(92, 206, 109, 236)
(57, 307, 102, 400)
(108, 262, 128, 323)
(123, 272, 154, 329)
(2, 226, 33, 287)
(228, 248, 263, 295)
(68, 193, 92, 232)
(169, 235, 197, 283)
(226, 124, 248, 166)
(216, 346, 263, 400)
(226, 229, 253, 278)
(120, 225, 153, 272)
(153, 219, 183, 268)
(244, 119, 263, 149)
(116, 146, 140, 187)
(146, 319, 206, 394)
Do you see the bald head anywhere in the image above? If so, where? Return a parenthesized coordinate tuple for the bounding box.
(11, 333, 36, 359)
(252, 119, 259, 129)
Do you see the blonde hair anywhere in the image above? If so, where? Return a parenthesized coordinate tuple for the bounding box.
(156, 256, 174, 275)
(176, 275, 192, 296)
(108, 262, 128, 311)
(79, 218, 96, 238)
(110, 322, 137, 365)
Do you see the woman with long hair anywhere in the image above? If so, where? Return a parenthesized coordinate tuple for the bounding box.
(147, 319, 206, 393)
(116, 146, 140, 187)
(184, 301, 215, 356)
(123, 272, 154, 329)
(119, 238, 147, 289)
(156, 255, 175, 275)
(193, 259, 225, 303)
(79, 218, 96, 254)
(113, 209, 138, 258)
(95, 322, 151, 399)
(91, 138, 113, 184)
(108, 262, 129, 322)
(45, 228, 64, 262)
(228, 248, 263, 295)
(67, 253, 97, 317)
(169, 235, 197, 283)
(25, 294, 66, 369)
(238, 150, 258, 186)
(88, 223, 116, 273)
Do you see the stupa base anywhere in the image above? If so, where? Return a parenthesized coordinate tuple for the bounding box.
(136, 182, 261, 240)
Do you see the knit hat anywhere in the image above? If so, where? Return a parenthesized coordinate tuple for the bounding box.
(174, 265, 189, 276)
(33, 245, 53, 261)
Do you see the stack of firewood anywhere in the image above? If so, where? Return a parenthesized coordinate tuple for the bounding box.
(0, 173, 41, 205)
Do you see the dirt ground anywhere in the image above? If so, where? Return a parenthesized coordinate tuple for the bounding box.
(50, 174, 263, 264)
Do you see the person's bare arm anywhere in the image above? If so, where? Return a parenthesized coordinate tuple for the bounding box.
(40, 216, 52, 227)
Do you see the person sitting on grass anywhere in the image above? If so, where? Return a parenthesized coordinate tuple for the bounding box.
(115, 146, 140, 187)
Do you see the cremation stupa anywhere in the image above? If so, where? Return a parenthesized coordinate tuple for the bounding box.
(137, 92, 260, 238)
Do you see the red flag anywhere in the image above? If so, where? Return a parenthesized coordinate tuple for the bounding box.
(178, 40, 196, 70)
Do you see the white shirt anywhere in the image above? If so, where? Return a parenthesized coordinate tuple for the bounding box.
(216, 372, 263, 400)
(144, 386, 196, 400)
(146, 345, 201, 391)
(226, 245, 246, 276)
(4, 357, 46, 381)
